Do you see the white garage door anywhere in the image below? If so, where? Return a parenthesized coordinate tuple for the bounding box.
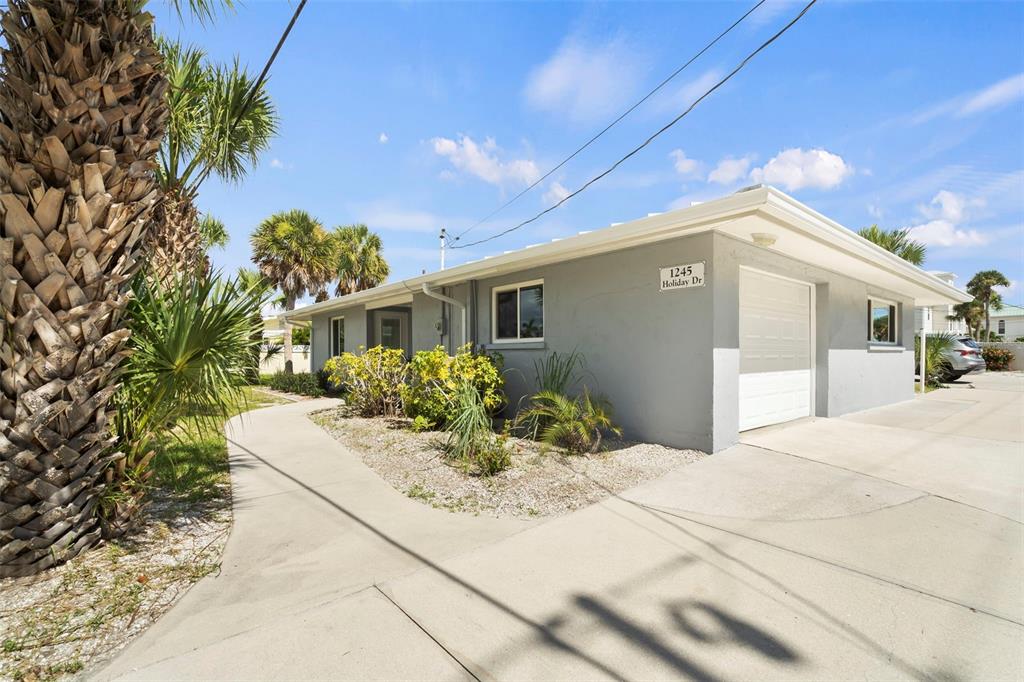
(739, 269, 812, 431)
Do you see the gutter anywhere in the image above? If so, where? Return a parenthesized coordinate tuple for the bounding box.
(420, 283, 466, 347)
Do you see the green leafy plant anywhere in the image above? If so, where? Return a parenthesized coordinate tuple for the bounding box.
(914, 333, 956, 386)
(410, 415, 433, 432)
(444, 381, 511, 475)
(108, 271, 267, 533)
(517, 389, 621, 454)
(325, 345, 408, 416)
(401, 345, 505, 428)
(982, 347, 1014, 371)
(533, 349, 585, 394)
(266, 371, 324, 397)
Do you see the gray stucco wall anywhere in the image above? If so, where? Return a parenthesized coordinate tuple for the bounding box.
(308, 229, 917, 452)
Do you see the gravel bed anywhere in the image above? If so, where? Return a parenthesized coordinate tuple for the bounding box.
(0, 493, 230, 682)
(311, 407, 706, 518)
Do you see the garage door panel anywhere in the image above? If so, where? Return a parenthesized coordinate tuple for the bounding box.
(739, 270, 812, 431)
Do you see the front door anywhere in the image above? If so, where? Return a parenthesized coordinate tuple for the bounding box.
(738, 268, 813, 431)
(378, 315, 404, 352)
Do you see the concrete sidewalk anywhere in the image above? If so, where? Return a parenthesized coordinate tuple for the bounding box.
(100, 374, 1024, 680)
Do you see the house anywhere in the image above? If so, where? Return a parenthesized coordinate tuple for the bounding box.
(914, 272, 967, 335)
(283, 185, 970, 452)
(988, 303, 1024, 340)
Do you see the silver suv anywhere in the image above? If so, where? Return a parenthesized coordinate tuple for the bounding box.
(938, 336, 986, 381)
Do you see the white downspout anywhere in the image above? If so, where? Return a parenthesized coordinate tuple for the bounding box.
(919, 324, 926, 393)
(421, 283, 466, 348)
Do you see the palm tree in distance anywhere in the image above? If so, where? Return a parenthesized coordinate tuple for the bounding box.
(251, 210, 336, 372)
(857, 225, 927, 266)
(333, 224, 390, 296)
(967, 270, 1010, 341)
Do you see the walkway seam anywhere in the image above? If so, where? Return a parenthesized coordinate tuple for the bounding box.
(373, 584, 482, 681)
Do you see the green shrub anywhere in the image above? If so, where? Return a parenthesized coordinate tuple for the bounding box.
(444, 380, 510, 476)
(267, 371, 324, 397)
(401, 344, 505, 428)
(325, 346, 407, 416)
(533, 349, 585, 394)
(914, 333, 956, 386)
(517, 388, 621, 454)
(1015, 336, 1024, 343)
(982, 347, 1014, 371)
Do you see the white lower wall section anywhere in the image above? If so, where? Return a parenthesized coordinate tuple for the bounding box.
(739, 369, 812, 430)
(712, 347, 739, 452)
(827, 348, 914, 416)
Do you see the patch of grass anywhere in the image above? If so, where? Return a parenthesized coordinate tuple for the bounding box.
(405, 482, 436, 503)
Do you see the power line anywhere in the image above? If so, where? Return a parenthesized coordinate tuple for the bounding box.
(451, 0, 818, 251)
(449, 0, 767, 245)
(186, 0, 308, 197)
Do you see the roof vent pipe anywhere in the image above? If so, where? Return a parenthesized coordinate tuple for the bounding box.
(421, 283, 466, 348)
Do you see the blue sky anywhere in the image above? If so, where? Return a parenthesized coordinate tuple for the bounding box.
(155, 0, 1024, 305)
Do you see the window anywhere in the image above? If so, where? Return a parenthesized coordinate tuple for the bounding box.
(998, 319, 1005, 335)
(330, 317, 344, 357)
(492, 280, 544, 342)
(380, 317, 402, 350)
(867, 298, 898, 344)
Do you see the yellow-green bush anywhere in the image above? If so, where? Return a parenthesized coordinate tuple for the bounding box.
(401, 345, 505, 428)
(324, 346, 407, 416)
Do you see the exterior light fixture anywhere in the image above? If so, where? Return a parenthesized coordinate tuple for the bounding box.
(751, 232, 777, 247)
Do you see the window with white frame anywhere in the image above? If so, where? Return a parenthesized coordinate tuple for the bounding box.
(998, 319, 1005, 335)
(492, 280, 544, 342)
(867, 298, 898, 344)
(330, 316, 344, 357)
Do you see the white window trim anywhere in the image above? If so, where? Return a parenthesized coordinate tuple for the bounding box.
(329, 315, 344, 357)
(491, 278, 545, 344)
(867, 297, 899, 346)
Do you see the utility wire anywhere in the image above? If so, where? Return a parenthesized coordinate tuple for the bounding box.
(449, 0, 766, 245)
(186, 0, 308, 198)
(451, 0, 817, 251)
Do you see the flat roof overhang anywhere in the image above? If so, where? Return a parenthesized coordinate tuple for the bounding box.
(283, 186, 970, 323)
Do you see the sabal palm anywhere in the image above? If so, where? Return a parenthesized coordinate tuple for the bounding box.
(857, 225, 927, 266)
(0, 0, 232, 576)
(251, 210, 336, 370)
(151, 39, 277, 281)
(518, 389, 621, 454)
(967, 269, 1010, 341)
(333, 224, 390, 296)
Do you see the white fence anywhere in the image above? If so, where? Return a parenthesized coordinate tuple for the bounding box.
(980, 342, 1024, 371)
(260, 345, 311, 375)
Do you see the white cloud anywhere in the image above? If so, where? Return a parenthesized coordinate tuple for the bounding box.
(431, 135, 540, 188)
(708, 155, 754, 185)
(905, 219, 989, 248)
(921, 189, 985, 224)
(658, 70, 722, 112)
(269, 158, 285, 169)
(867, 203, 884, 220)
(958, 73, 1024, 117)
(669, 149, 702, 179)
(909, 73, 1024, 125)
(543, 181, 570, 206)
(996, 279, 1018, 300)
(524, 36, 641, 124)
(749, 148, 852, 191)
(378, 132, 389, 144)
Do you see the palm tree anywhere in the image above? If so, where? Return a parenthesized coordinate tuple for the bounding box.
(857, 225, 927, 266)
(151, 39, 277, 282)
(333, 224, 390, 296)
(949, 300, 985, 340)
(0, 0, 231, 576)
(251, 210, 336, 372)
(967, 270, 1010, 341)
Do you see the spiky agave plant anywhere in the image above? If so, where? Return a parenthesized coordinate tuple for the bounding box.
(105, 270, 266, 533)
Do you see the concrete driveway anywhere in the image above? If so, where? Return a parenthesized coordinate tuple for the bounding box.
(100, 373, 1024, 681)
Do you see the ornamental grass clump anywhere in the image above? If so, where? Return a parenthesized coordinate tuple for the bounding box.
(444, 380, 511, 476)
(402, 344, 505, 428)
(324, 346, 407, 416)
(914, 333, 956, 387)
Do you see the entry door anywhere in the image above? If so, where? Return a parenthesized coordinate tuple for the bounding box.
(378, 315, 404, 352)
(738, 269, 812, 431)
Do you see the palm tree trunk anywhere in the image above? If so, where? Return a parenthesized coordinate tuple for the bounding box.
(984, 295, 991, 342)
(283, 293, 295, 374)
(0, 0, 168, 576)
(148, 190, 204, 285)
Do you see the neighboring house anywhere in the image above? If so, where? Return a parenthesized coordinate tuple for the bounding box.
(284, 185, 969, 453)
(989, 304, 1024, 340)
(262, 314, 286, 341)
(914, 272, 967, 335)
(261, 311, 311, 373)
